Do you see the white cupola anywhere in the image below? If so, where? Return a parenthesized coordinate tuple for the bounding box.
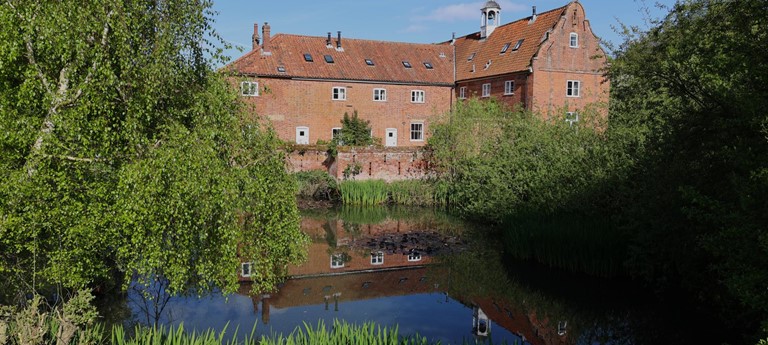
(481, 0, 501, 38)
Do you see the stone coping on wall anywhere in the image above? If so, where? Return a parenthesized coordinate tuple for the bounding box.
(283, 145, 433, 181)
(281, 144, 430, 154)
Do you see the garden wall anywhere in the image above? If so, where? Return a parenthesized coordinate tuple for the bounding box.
(285, 146, 431, 181)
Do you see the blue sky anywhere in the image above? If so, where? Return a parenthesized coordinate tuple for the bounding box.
(211, 0, 677, 62)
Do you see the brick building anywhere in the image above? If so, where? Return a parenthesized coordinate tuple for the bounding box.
(226, 0, 608, 146)
(454, 0, 609, 121)
(227, 26, 454, 147)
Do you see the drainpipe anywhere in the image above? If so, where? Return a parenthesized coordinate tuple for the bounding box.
(451, 32, 457, 114)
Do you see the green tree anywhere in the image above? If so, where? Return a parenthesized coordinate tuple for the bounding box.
(332, 111, 376, 147)
(609, 0, 768, 338)
(428, 99, 617, 222)
(0, 0, 308, 301)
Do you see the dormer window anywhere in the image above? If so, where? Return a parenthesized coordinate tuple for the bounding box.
(423, 62, 433, 69)
(324, 55, 334, 63)
(365, 58, 375, 66)
(468, 52, 476, 61)
(277, 66, 286, 73)
(402, 61, 412, 68)
(500, 43, 511, 54)
(303, 53, 313, 62)
(512, 39, 524, 51)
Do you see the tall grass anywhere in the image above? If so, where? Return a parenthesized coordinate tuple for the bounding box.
(340, 180, 447, 206)
(110, 320, 444, 345)
(388, 180, 448, 207)
(112, 323, 257, 345)
(260, 320, 433, 345)
(340, 180, 389, 206)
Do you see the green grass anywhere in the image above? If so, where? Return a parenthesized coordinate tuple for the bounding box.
(109, 320, 520, 345)
(339, 180, 448, 207)
(340, 180, 389, 206)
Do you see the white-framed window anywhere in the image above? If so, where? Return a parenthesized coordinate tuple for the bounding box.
(566, 80, 581, 97)
(373, 88, 387, 102)
(407, 252, 422, 262)
(504, 81, 514, 95)
(332, 87, 346, 100)
(241, 262, 253, 277)
(240, 81, 259, 96)
(332, 127, 342, 139)
(566, 111, 579, 127)
(331, 254, 345, 269)
(482, 83, 491, 97)
(570, 33, 578, 48)
(410, 122, 424, 141)
(459, 87, 467, 99)
(371, 251, 384, 265)
(296, 126, 310, 145)
(411, 90, 425, 103)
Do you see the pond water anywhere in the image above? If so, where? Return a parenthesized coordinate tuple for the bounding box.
(105, 206, 727, 345)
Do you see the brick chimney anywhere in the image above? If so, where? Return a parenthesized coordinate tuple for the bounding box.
(252, 23, 260, 51)
(261, 22, 271, 55)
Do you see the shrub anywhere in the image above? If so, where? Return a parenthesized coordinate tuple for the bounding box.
(294, 171, 339, 201)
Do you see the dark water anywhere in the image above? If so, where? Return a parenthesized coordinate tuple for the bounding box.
(103, 206, 726, 345)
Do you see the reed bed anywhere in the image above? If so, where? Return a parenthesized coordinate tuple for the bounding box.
(110, 320, 444, 345)
(340, 180, 389, 206)
(340, 180, 448, 207)
(3, 296, 518, 345)
(388, 180, 448, 207)
(260, 320, 433, 345)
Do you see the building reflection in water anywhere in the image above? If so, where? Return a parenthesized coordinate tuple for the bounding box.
(237, 213, 569, 345)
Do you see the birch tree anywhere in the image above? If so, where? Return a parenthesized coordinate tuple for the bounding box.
(0, 0, 307, 301)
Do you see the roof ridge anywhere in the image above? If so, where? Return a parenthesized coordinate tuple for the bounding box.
(276, 33, 445, 47)
(455, 3, 569, 40)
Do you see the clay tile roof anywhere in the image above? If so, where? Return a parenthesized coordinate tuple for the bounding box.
(228, 34, 454, 86)
(453, 4, 568, 81)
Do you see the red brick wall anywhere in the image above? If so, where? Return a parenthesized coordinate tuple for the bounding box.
(334, 147, 430, 181)
(285, 146, 431, 181)
(530, 2, 609, 118)
(456, 72, 529, 110)
(453, 2, 610, 120)
(285, 145, 331, 172)
(239, 78, 453, 146)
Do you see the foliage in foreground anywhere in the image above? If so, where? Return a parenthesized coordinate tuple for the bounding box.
(294, 170, 339, 201)
(428, 99, 617, 223)
(0, 0, 308, 301)
(0, 290, 102, 345)
(0, 294, 456, 345)
(428, 0, 768, 341)
(608, 0, 768, 339)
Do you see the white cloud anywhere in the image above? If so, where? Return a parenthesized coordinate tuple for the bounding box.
(423, 1, 527, 22)
(400, 24, 428, 33)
